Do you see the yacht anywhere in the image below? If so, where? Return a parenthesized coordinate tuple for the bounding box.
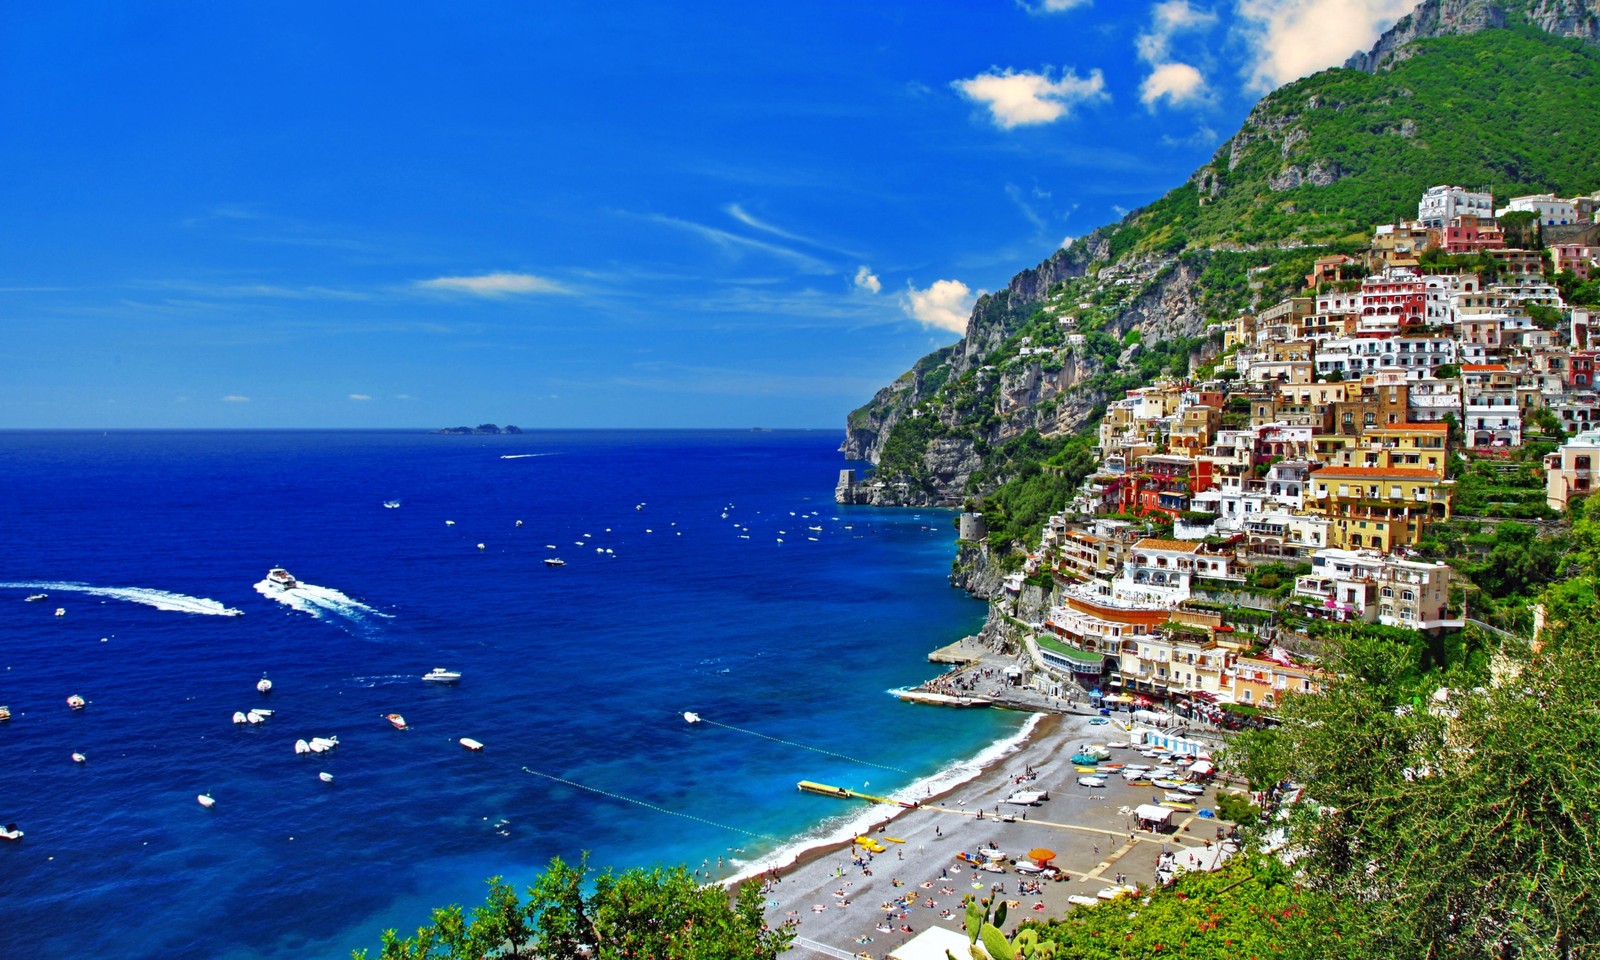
(24, 593, 47, 602)
(264, 568, 299, 592)
(544, 558, 566, 567)
(422, 667, 461, 684)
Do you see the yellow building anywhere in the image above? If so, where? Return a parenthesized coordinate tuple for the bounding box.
(1322, 422, 1450, 477)
(1307, 466, 1452, 551)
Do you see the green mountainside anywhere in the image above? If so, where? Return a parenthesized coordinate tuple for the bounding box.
(841, 12, 1600, 570)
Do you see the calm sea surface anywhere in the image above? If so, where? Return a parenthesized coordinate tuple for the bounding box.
(0, 430, 1022, 960)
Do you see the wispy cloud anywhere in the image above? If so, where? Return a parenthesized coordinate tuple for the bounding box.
(954, 67, 1108, 129)
(1161, 125, 1220, 148)
(854, 266, 882, 294)
(149, 280, 372, 301)
(902, 279, 977, 335)
(349, 393, 371, 401)
(222, 395, 250, 403)
(1018, 0, 1092, 12)
(415, 272, 570, 296)
(1005, 183, 1051, 234)
(1235, 0, 1414, 92)
(643, 213, 834, 274)
(724, 204, 812, 245)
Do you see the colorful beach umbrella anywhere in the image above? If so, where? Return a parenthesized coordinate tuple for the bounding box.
(1027, 848, 1056, 863)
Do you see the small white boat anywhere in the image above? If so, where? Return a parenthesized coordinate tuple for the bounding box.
(476, 543, 485, 550)
(308, 736, 339, 753)
(249, 708, 273, 717)
(197, 793, 216, 809)
(544, 558, 565, 567)
(459, 737, 484, 751)
(318, 772, 335, 783)
(233, 711, 249, 725)
(257, 674, 273, 694)
(294, 739, 310, 755)
(264, 568, 299, 592)
(683, 711, 700, 724)
(246, 712, 265, 725)
(1003, 790, 1047, 805)
(1078, 776, 1107, 788)
(0, 705, 11, 722)
(66, 694, 86, 710)
(386, 713, 407, 730)
(422, 668, 461, 684)
(1067, 894, 1099, 907)
(445, 520, 455, 526)
(1096, 884, 1138, 900)
(55, 607, 66, 617)
(384, 500, 401, 509)
(1177, 783, 1206, 796)
(72, 752, 87, 764)
(0, 824, 23, 841)
(24, 593, 47, 602)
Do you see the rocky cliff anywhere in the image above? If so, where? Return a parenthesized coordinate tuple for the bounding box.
(1345, 0, 1599, 73)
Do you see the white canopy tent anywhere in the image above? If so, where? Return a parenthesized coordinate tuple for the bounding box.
(890, 925, 977, 960)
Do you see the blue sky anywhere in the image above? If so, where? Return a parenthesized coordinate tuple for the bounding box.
(0, 0, 1417, 429)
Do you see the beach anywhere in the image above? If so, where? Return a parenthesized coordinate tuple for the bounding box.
(757, 706, 1235, 958)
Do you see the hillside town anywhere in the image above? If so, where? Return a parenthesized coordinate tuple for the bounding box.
(990, 184, 1600, 721)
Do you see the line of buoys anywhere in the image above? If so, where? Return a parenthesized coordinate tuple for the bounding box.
(521, 766, 780, 841)
(695, 717, 912, 774)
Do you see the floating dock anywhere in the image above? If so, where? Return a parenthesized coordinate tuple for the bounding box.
(797, 780, 917, 808)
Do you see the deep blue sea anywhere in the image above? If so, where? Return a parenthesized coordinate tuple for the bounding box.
(0, 430, 1022, 960)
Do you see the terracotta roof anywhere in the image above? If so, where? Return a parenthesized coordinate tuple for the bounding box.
(1461, 364, 1507, 371)
(1133, 538, 1201, 553)
(1313, 467, 1442, 480)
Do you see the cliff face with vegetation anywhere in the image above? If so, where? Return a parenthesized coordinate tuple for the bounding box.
(841, 11, 1600, 544)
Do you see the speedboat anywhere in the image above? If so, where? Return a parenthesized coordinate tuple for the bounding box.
(0, 824, 23, 841)
(24, 593, 47, 602)
(257, 674, 273, 694)
(422, 668, 461, 684)
(233, 711, 248, 724)
(294, 739, 310, 755)
(319, 772, 335, 783)
(264, 568, 299, 592)
(66, 694, 86, 710)
(197, 794, 216, 808)
(72, 752, 86, 764)
(1177, 783, 1206, 796)
(544, 558, 566, 567)
(383, 500, 401, 509)
(386, 713, 407, 730)
(683, 711, 701, 724)
(459, 737, 484, 751)
(55, 607, 65, 617)
(246, 711, 265, 725)
(0, 705, 9, 722)
(308, 736, 339, 753)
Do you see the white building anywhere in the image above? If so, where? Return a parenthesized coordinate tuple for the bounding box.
(1418, 185, 1494, 229)
(1496, 193, 1578, 226)
(1293, 547, 1460, 630)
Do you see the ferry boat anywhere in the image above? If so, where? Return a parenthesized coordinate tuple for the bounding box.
(264, 568, 299, 591)
(422, 667, 461, 684)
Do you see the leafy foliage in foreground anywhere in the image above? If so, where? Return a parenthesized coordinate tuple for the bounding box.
(352, 857, 792, 960)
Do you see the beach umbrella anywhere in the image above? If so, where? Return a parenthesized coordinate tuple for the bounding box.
(1027, 848, 1056, 864)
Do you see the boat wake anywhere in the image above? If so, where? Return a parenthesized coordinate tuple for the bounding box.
(1, 581, 244, 617)
(498, 453, 554, 460)
(253, 580, 391, 624)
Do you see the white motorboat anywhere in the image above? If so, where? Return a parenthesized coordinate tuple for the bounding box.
(246, 712, 265, 725)
(683, 711, 701, 724)
(1003, 790, 1047, 805)
(72, 752, 86, 764)
(384, 500, 401, 509)
(257, 674, 273, 694)
(264, 568, 299, 592)
(233, 712, 248, 725)
(55, 607, 65, 617)
(1067, 894, 1099, 907)
(423, 668, 461, 684)
(294, 739, 310, 755)
(66, 694, 86, 710)
(0, 705, 10, 722)
(1077, 776, 1107, 788)
(308, 736, 339, 753)
(0, 823, 23, 841)
(386, 713, 407, 730)
(249, 708, 273, 717)
(544, 558, 566, 567)
(319, 772, 335, 783)
(1177, 783, 1206, 796)
(1096, 884, 1138, 901)
(197, 793, 216, 809)
(24, 593, 47, 602)
(459, 737, 484, 751)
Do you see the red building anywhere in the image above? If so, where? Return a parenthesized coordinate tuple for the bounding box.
(1121, 456, 1215, 518)
(1441, 215, 1505, 255)
(1570, 352, 1596, 390)
(1360, 274, 1426, 328)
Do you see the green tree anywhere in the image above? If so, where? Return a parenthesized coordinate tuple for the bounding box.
(354, 857, 793, 960)
(1226, 596, 1600, 959)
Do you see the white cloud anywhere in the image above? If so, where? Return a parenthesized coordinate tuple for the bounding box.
(1161, 124, 1220, 147)
(1236, 0, 1415, 92)
(415, 272, 568, 296)
(1141, 63, 1209, 108)
(1060, 235, 1077, 249)
(902, 279, 977, 335)
(349, 393, 371, 401)
(854, 266, 882, 294)
(222, 395, 250, 403)
(1136, 0, 1217, 64)
(954, 67, 1108, 128)
(1019, 0, 1092, 11)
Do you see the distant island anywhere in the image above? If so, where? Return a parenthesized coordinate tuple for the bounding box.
(430, 424, 523, 435)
